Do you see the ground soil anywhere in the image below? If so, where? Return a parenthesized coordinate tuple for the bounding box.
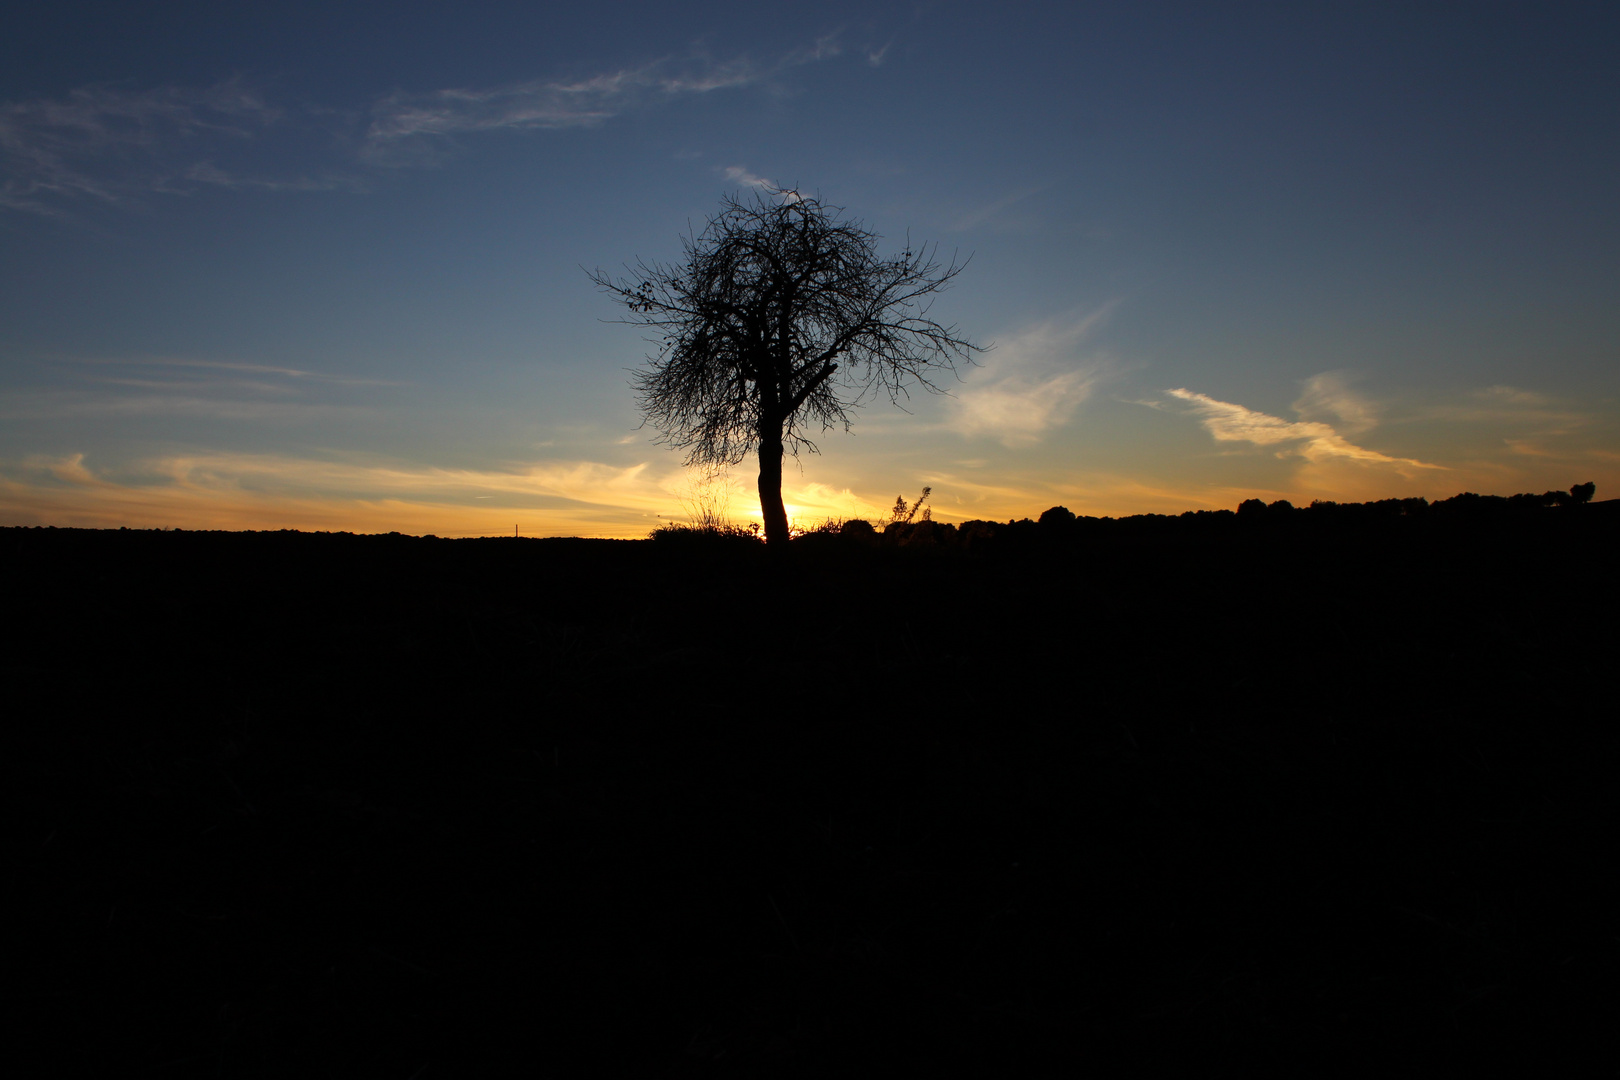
(9, 506, 1617, 1074)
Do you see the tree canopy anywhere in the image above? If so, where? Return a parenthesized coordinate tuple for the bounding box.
(589, 188, 980, 544)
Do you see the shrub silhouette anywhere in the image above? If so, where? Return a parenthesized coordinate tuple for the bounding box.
(840, 518, 877, 539)
(650, 521, 760, 544)
(958, 520, 997, 547)
(1038, 505, 1076, 529)
(887, 487, 932, 526)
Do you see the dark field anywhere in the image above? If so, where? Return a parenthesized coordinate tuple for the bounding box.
(10, 503, 1618, 1074)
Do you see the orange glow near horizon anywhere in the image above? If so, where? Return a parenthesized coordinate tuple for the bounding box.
(4, 446, 1613, 538)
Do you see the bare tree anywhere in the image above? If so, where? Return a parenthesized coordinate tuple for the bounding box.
(589, 188, 981, 545)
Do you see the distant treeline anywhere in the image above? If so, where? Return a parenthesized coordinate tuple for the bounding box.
(791, 480, 1606, 548)
(2, 483, 1603, 549)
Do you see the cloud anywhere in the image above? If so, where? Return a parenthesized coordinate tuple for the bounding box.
(0, 392, 372, 425)
(1167, 388, 1444, 472)
(3, 37, 848, 212)
(0, 80, 288, 214)
(718, 165, 803, 202)
(946, 310, 1113, 447)
(780, 479, 884, 525)
(0, 450, 682, 537)
(366, 78, 629, 144)
(1397, 384, 1597, 474)
(948, 185, 1046, 232)
(362, 42, 838, 161)
(182, 161, 361, 193)
(1416, 384, 1587, 430)
(1291, 372, 1379, 434)
(794, 34, 844, 65)
(1264, 380, 1614, 500)
(75, 355, 402, 386)
(1477, 385, 1550, 407)
(0, 356, 403, 425)
(867, 43, 892, 67)
(930, 466, 1246, 520)
(721, 165, 775, 190)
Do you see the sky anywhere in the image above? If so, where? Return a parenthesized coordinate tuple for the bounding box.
(3, 1, 1616, 537)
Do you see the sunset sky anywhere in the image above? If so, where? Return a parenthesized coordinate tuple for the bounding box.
(4, 1, 1616, 536)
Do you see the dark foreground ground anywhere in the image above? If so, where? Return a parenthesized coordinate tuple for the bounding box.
(9, 504, 1618, 1074)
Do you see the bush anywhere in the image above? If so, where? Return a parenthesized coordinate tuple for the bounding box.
(1038, 505, 1076, 528)
(840, 519, 877, 539)
(650, 522, 760, 544)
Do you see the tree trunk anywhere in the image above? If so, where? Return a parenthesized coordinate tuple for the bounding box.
(756, 427, 789, 545)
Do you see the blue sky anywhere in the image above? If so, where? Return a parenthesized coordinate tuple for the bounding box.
(3, 1, 1616, 535)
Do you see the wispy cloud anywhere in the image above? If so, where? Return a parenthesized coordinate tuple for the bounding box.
(720, 165, 775, 190)
(0, 450, 681, 536)
(794, 33, 845, 65)
(1416, 383, 1604, 469)
(718, 165, 803, 201)
(0, 80, 322, 214)
(947, 309, 1113, 447)
(3, 36, 851, 213)
(1291, 371, 1379, 435)
(1, 446, 1045, 536)
(75, 356, 402, 386)
(1167, 388, 1444, 472)
(948, 185, 1046, 232)
(917, 464, 1245, 520)
(1417, 384, 1589, 430)
(0, 356, 401, 424)
(363, 42, 841, 163)
(181, 161, 362, 193)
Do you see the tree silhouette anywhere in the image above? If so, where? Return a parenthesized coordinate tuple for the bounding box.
(590, 188, 980, 545)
